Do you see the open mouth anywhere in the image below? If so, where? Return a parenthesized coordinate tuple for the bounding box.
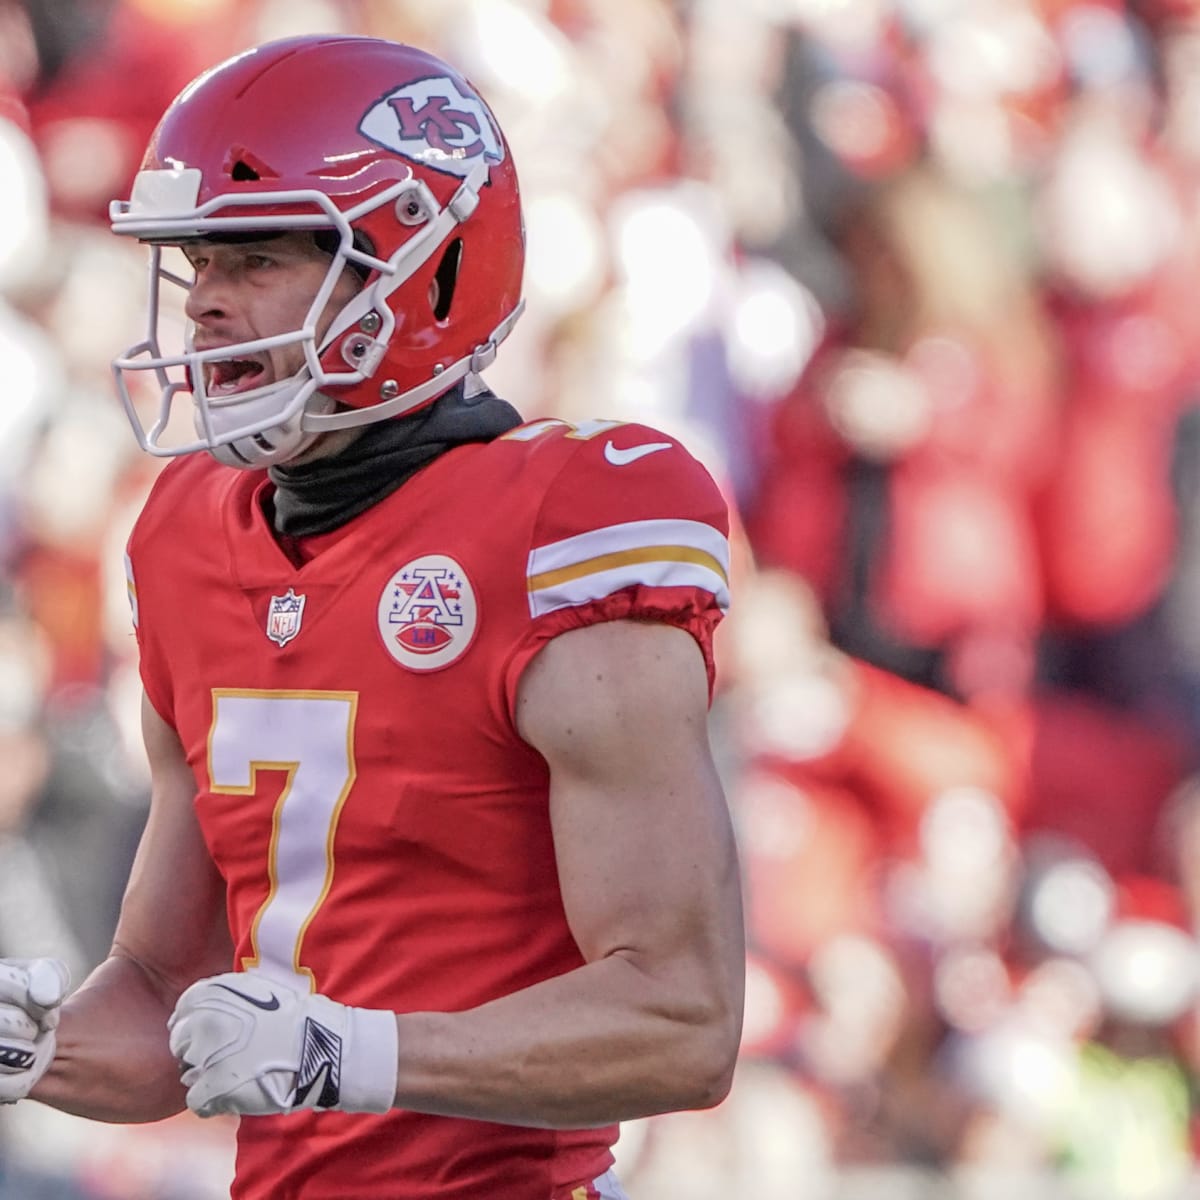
(206, 356, 268, 397)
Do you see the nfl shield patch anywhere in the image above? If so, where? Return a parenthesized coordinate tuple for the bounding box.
(266, 588, 306, 647)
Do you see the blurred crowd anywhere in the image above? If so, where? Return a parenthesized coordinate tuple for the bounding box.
(4, 0, 1200, 1196)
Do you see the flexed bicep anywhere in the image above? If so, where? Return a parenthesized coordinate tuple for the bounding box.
(516, 619, 744, 1049)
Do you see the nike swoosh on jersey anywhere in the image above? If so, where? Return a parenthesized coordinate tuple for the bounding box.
(603, 439, 673, 466)
(214, 982, 281, 1011)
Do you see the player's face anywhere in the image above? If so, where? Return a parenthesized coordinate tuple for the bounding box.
(182, 233, 361, 400)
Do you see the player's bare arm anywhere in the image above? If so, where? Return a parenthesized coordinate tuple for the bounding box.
(388, 618, 745, 1127)
(31, 694, 232, 1122)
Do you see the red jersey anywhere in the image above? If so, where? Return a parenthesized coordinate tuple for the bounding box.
(124, 418, 730, 1200)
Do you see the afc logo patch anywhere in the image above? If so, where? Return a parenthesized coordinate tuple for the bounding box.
(377, 554, 478, 671)
(358, 75, 504, 178)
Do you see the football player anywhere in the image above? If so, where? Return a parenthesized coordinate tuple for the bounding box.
(0, 35, 744, 1200)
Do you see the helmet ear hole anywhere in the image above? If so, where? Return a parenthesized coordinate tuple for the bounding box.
(432, 238, 463, 322)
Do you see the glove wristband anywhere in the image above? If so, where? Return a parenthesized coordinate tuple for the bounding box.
(339, 1005, 398, 1114)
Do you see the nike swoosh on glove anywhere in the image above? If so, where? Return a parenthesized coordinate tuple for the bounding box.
(0, 958, 70, 1104)
(167, 970, 398, 1118)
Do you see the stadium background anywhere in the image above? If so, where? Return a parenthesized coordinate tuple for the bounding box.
(5, 0, 1200, 1195)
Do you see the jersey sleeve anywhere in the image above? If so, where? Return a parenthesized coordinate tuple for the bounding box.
(503, 424, 732, 710)
(125, 528, 175, 726)
(123, 458, 204, 728)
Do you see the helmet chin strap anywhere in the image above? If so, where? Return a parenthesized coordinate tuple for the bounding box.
(203, 381, 336, 469)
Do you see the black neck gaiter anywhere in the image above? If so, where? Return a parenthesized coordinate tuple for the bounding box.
(267, 384, 523, 537)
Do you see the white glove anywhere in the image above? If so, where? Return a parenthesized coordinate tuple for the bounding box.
(167, 971, 398, 1118)
(0, 957, 70, 1104)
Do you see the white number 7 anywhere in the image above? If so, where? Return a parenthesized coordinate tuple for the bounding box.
(208, 689, 358, 990)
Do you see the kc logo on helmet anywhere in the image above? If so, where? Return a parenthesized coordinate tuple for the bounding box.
(359, 76, 503, 178)
(377, 554, 478, 671)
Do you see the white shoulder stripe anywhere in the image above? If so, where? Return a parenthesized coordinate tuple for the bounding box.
(530, 518, 729, 574)
(527, 518, 730, 618)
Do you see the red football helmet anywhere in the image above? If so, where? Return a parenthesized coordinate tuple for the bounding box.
(110, 35, 525, 467)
